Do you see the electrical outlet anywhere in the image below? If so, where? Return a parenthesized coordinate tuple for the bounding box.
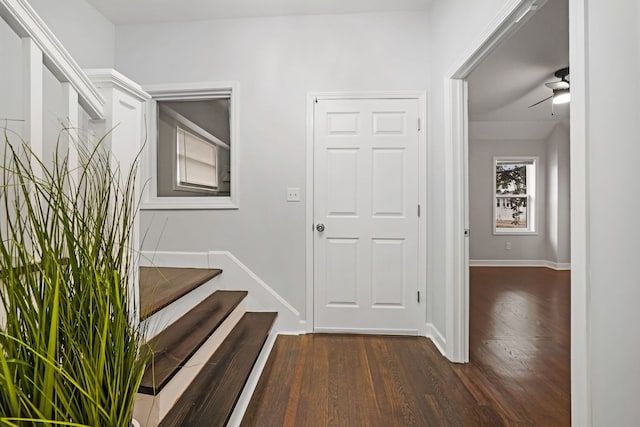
(506, 242, 512, 250)
(287, 188, 301, 202)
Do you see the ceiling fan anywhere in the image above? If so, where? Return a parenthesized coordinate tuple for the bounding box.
(528, 67, 570, 114)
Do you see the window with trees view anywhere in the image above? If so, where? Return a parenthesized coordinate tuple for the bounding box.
(494, 157, 537, 234)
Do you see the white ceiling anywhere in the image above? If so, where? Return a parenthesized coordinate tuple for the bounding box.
(85, 0, 431, 25)
(468, 0, 569, 122)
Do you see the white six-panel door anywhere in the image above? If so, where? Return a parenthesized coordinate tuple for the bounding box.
(313, 98, 420, 334)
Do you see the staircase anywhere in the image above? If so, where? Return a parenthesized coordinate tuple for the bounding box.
(135, 266, 277, 427)
(0, 3, 282, 425)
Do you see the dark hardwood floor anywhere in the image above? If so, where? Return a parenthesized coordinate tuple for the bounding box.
(243, 267, 570, 426)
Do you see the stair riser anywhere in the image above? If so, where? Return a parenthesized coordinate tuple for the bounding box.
(134, 304, 246, 427)
(141, 278, 221, 340)
(139, 267, 222, 320)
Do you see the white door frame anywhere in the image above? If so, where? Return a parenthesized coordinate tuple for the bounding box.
(305, 91, 428, 336)
(443, 0, 589, 425)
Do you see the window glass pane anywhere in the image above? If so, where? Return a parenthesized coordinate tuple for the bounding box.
(496, 162, 527, 195)
(156, 98, 230, 197)
(496, 197, 528, 229)
(177, 128, 218, 190)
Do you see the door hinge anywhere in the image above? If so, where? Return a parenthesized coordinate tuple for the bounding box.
(418, 204, 421, 217)
(417, 291, 421, 303)
(417, 117, 421, 131)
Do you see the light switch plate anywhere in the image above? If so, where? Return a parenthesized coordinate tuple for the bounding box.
(287, 188, 301, 202)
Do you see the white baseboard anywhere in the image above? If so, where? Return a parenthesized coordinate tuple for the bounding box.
(298, 320, 308, 333)
(140, 250, 303, 334)
(313, 327, 420, 335)
(469, 259, 571, 271)
(543, 260, 571, 270)
(426, 323, 446, 357)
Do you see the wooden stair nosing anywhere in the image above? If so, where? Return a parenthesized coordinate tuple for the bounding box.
(158, 312, 278, 427)
(139, 267, 223, 320)
(139, 290, 248, 395)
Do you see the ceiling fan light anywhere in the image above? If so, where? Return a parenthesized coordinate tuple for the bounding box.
(553, 89, 571, 105)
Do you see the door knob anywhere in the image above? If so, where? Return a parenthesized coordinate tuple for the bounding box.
(316, 223, 325, 232)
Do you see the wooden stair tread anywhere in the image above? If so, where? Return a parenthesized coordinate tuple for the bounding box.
(139, 290, 247, 395)
(139, 266, 222, 319)
(159, 312, 277, 427)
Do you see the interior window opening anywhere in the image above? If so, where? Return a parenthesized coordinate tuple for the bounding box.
(156, 98, 231, 197)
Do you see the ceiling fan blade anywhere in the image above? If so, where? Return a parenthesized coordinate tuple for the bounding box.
(528, 95, 553, 108)
(545, 81, 570, 90)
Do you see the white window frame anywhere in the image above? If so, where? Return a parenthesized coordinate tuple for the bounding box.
(493, 156, 537, 235)
(141, 81, 239, 210)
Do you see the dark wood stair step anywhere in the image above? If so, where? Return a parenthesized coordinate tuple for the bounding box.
(139, 290, 247, 395)
(159, 312, 278, 427)
(139, 266, 223, 320)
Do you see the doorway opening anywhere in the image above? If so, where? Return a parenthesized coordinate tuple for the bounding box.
(445, 0, 585, 422)
(443, 0, 576, 423)
(467, 0, 570, 357)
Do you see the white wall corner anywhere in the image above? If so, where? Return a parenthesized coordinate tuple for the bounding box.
(207, 251, 302, 334)
(426, 323, 447, 357)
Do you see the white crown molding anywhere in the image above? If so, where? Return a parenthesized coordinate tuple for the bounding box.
(0, 0, 105, 119)
(84, 69, 151, 102)
(144, 81, 236, 101)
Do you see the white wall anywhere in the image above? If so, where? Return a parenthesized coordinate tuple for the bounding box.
(28, 0, 115, 68)
(467, 120, 570, 266)
(545, 120, 570, 264)
(469, 137, 548, 261)
(585, 0, 640, 424)
(0, 15, 23, 136)
(115, 12, 431, 319)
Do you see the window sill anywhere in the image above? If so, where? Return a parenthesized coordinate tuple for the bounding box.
(493, 230, 538, 236)
(140, 197, 238, 210)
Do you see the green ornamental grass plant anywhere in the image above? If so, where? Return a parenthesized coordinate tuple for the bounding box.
(0, 130, 148, 426)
